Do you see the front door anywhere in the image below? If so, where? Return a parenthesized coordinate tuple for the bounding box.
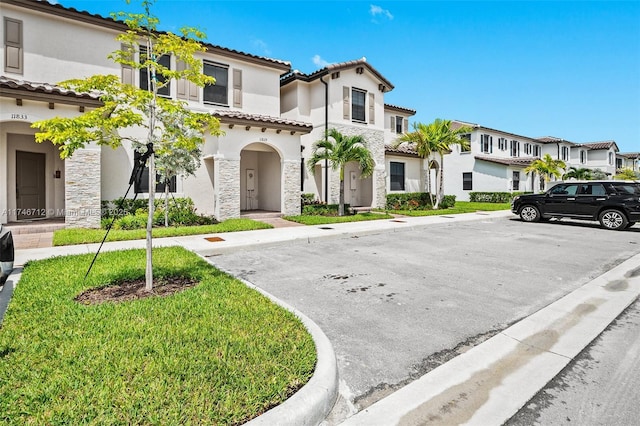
(16, 151, 46, 219)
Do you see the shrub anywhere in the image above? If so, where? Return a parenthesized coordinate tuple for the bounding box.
(386, 192, 433, 210)
(469, 192, 525, 203)
(301, 193, 318, 206)
(101, 197, 215, 229)
(440, 195, 456, 209)
(113, 213, 147, 230)
(302, 203, 352, 216)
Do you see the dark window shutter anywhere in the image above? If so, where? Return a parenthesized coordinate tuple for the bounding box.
(490, 136, 493, 153)
(233, 68, 242, 107)
(343, 86, 350, 119)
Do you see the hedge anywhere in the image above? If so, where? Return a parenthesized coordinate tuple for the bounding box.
(386, 192, 456, 210)
(468, 192, 528, 203)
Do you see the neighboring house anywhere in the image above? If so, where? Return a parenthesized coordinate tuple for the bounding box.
(572, 141, 619, 176)
(1, 0, 312, 227)
(616, 152, 640, 172)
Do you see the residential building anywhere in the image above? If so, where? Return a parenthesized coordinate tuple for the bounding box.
(616, 152, 640, 172)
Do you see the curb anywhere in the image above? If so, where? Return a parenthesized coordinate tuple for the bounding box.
(199, 256, 339, 426)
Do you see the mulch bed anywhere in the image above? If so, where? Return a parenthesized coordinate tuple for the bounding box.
(75, 276, 199, 305)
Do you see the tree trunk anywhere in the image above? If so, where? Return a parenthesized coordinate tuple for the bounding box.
(164, 180, 169, 227)
(425, 159, 434, 207)
(338, 170, 345, 216)
(435, 153, 445, 209)
(145, 152, 154, 291)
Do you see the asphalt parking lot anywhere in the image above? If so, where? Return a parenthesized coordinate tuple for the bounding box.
(206, 217, 640, 422)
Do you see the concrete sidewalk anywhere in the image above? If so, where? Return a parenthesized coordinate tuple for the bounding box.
(4, 210, 640, 425)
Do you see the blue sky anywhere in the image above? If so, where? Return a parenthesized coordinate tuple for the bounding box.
(56, 0, 639, 153)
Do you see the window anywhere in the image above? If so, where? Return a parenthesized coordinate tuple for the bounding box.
(139, 47, 171, 97)
(460, 134, 471, 152)
(352, 88, 366, 122)
(578, 184, 606, 196)
(524, 143, 532, 155)
(480, 134, 493, 153)
(510, 140, 520, 157)
(561, 146, 570, 161)
(498, 137, 507, 151)
(608, 151, 614, 165)
(389, 162, 405, 191)
(533, 145, 541, 157)
(4, 17, 23, 74)
(134, 151, 177, 193)
(395, 116, 403, 133)
(204, 61, 229, 105)
(550, 183, 579, 195)
(580, 150, 587, 164)
(616, 158, 623, 169)
(512, 171, 520, 190)
(463, 172, 473, 190)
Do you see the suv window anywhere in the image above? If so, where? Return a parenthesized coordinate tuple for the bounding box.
(578, 184, 606, 196)
(549, 184, 579, 195)
(611, 183, 640, 195)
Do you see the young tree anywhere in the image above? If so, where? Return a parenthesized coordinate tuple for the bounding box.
(32, 0, 221, 291)
(307, 128, 374, 216)
(524, 154, 566, 190)
(615, 168, 639, 180)
(392, 122, 440, 206)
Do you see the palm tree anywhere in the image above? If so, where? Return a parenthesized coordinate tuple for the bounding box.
(524, 154, 566, 190)
(307, 128, 374, 216)
(392, 119, 471, 208)
(392, 122, 440, 205)
(563, 166, 593, 180)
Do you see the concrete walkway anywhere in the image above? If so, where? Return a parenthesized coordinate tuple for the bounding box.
(2, 210, 640, 425)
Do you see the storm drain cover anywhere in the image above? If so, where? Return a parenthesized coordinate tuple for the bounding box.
(390, 219, 407, 223)
(205, 236, 225, 242)
(318, 226, 334, 230)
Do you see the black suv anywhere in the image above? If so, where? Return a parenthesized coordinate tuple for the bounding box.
(511, 181, 640, 230)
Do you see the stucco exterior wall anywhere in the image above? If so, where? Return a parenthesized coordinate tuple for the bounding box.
(385, 155, 423, 193)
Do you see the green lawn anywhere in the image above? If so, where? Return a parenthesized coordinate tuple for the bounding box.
(284, 211, 394, 225)
(0, 247, 316, 424)
(53, 218, 272, 246)
(387, 201, 511, 216)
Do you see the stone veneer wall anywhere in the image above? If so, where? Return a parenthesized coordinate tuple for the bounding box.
(214, 157, 240, 221)
(65, 148, 101, 228)
(282, 159, 301, 216)
(333, 124, 386, 209)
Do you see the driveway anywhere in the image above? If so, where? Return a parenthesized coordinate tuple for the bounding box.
(202, 217, 640, 421)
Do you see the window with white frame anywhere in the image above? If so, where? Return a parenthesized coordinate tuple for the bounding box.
(512, 171, 520, 190)
(561, 146, 570, 161)
(510, 140, 520, 157)
(389, 162, 405, 191)
(462, 172, 472, 190)
(524, 143, 532, 155)
(608, 151, 614, 165)
(480, 134, 493, 153)
(498, 137, 507, 151)
(352, 88, 366, 122)
(203, 61, 229, 105)
(580, 150, 587, 164)
(533, 145, 541, 157)
(395, 116, 403, 133)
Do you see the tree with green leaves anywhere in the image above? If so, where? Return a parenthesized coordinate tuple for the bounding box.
(615, 168, 639, 180)
(307, 129, 374, 216)
(32, 0, 222, 291)
(524, 154, 566, 190)
(563, 166, 593, 180)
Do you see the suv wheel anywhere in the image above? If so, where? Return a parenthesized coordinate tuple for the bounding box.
(599, 209, 628, 231)
(519, 205, 541, 222)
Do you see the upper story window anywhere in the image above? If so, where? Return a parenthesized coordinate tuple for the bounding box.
(390, 116, 406, 134)
(480, 134, 493, 153)
(580, 150, 587, 164)
(498, 137, 507, 151)
(4, 17, 23, 74)
(524, 143, 532, 155)
(352, 88, 366, 122)
(561, 146, 570, 161)
(139, 47, 171, 97)
(395, 116, 403, 133)
(204, 61, 229, 105)
(510, 140, 520, 157)
(460, 134, 471, 152)
(608, 151, 614, 165)
(616, 158, 623, 169)
(533, 145, 541, 157)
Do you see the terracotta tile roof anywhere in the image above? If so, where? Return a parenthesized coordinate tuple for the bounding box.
(475, 155, 537, 167)
(384, 104, 416, 115)
(452, 120, 539, 142)
(0, 75, 102, 105)
(578, 141, 619, 151)
(385, 143, 419, 156)
(535, 136, 578, 146)
(5, 0, 290, 70)
(280, 57, 394, 91)
(212, 110, 312, 133)
(619, 152, 640, 159)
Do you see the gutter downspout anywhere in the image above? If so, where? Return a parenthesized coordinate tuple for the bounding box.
(320, 75, 329, 203)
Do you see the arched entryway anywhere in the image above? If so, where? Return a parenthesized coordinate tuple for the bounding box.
(344, 162, 373, 207)
(240, 142, 282, 213)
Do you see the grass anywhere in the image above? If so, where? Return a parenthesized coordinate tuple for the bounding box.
(284, 211, 394, 225)
(0, 247, 316, 425)
(53, 218, 272, 246)
(385, 201, 511, 216)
